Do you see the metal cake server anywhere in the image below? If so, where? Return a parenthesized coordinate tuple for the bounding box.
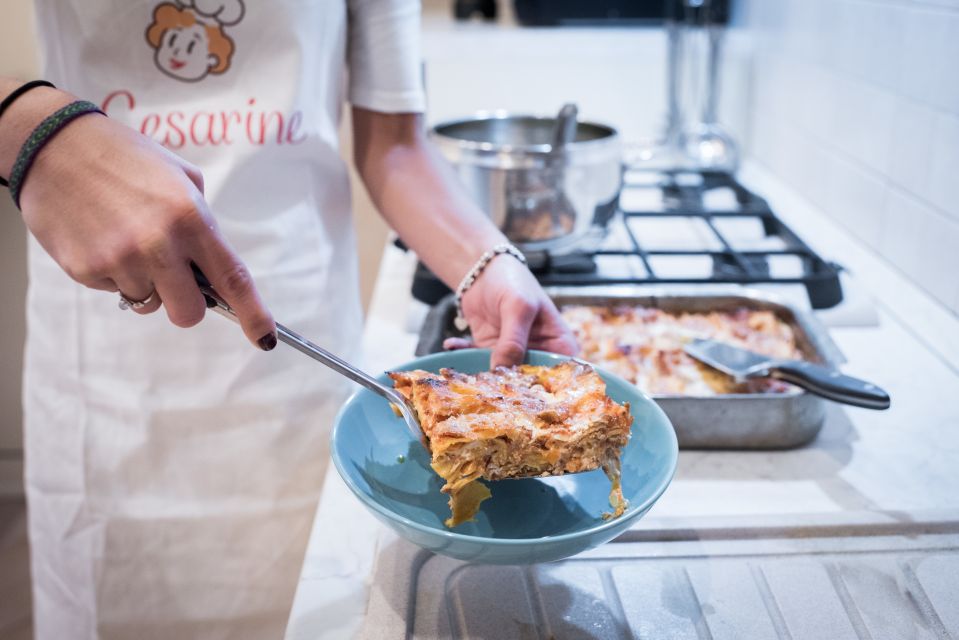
(684, 338, 891, 410)
(193, 269, 424, 441)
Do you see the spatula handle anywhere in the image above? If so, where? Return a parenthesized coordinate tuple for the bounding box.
(190, 265, 411, 410)
(770, 361, 891, 410)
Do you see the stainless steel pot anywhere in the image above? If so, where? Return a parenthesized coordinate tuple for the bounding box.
(431, 111, 622, 252)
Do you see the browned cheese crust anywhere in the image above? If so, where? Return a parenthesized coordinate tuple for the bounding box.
(389, 361, 633, 527)
(562, 305, 804, 396)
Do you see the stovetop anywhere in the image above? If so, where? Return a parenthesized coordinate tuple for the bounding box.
(410, 170, 844, 309)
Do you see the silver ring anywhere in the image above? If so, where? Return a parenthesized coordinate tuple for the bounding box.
(118, 289, 156, 311)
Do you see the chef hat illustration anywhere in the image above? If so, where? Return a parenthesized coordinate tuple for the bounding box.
(177, 0, 245, 26)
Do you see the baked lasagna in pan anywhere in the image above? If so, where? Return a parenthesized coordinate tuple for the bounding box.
(561, 305, 804, 395)
(389, 361, 633, 527)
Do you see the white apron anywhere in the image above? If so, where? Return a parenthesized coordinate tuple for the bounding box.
(24, 1, 423, 638)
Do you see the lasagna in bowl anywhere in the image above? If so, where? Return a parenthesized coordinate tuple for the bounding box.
(562, 305, 804, 396)
(389, 361, 633, 528)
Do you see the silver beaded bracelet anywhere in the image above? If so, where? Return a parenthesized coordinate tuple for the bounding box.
(454, 243, 528, 331)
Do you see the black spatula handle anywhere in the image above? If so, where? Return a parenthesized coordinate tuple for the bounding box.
(770, 361, 891, 410)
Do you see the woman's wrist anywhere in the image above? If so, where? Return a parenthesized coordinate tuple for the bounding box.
(412, 223, 506, 291)
(7, 101, 106, 208)
(448, 231, 510, 281)
(0, 82, 76, 180)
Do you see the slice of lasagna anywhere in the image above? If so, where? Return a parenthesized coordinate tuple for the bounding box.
(389, 361, 633, 528)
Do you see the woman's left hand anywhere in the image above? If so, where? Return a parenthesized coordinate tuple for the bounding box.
(444, 255, 578, 368)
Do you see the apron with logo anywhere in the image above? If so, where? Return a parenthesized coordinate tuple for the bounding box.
(24, 1, 422, 637)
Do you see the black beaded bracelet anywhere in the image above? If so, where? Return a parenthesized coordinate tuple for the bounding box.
(7, 100, 105, 209)
(0, 80, 57, 188)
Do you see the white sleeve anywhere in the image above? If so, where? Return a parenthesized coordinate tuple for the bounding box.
(347, 0, 426, 113)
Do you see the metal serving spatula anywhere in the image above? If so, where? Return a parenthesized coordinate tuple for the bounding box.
(683, 338, 891, 410)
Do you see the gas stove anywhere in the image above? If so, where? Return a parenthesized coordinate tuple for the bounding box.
(410, 169, 843, 309)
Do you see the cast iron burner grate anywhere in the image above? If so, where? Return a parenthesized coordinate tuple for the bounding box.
(409, 170, 843, 309)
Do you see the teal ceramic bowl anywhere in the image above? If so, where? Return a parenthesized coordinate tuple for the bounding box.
(330, 349, 678, 565)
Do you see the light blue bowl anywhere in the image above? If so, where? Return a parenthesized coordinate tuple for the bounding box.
(330, 349, 678, 565)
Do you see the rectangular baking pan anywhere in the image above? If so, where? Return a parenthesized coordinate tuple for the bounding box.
(415, 289, 844, 449)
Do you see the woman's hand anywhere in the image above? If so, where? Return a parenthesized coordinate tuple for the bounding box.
(445, 255, 577, 368)
(11, 98, 276, 349)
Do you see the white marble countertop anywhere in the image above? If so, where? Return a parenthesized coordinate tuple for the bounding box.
(284, 161, 959, 639)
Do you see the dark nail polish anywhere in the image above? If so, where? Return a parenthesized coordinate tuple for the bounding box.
(258, 332, 277, 351)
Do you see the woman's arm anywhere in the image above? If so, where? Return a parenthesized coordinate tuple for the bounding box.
(352, 107, 576, 366)
(0, 78, 276, 349)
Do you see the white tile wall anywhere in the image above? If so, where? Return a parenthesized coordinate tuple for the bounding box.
(738, 0, 959, 316)
(880, 188, 930, 279)
(927, 112, 959, 220)
(913, 206, 959, 306)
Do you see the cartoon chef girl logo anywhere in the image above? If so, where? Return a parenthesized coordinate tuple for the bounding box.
(145, 0, 245, 82)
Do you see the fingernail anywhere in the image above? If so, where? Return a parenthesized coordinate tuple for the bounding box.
(258, 332, 277, 351)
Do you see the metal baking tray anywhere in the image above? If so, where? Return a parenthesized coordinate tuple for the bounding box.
(415, 289, 845, 449)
